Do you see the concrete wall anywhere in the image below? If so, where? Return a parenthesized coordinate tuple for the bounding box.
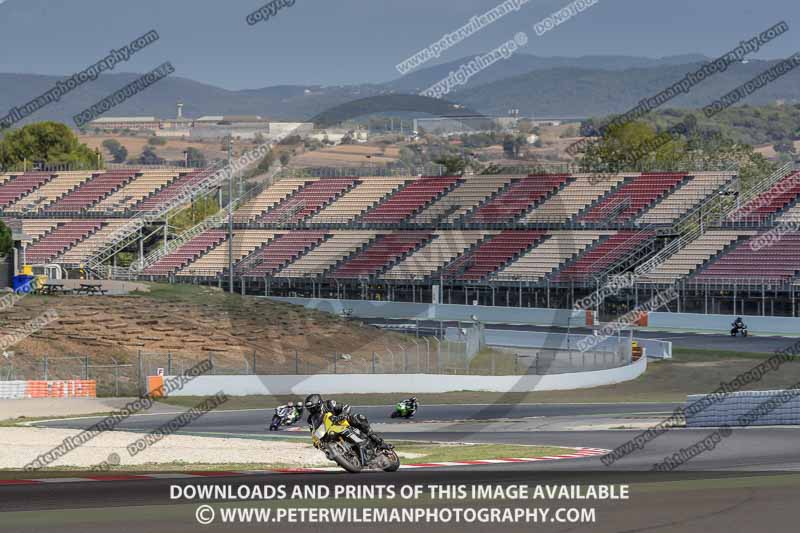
(685, 390, 800, 427)
(167, 356, 646, 396)
(648, 312, 800, 335)
(271, 298, 670, 358)
(268, 297, 585, 327)
(477, 329, 671, 359)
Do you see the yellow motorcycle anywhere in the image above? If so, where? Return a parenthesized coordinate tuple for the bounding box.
(311, 412, 400, 473)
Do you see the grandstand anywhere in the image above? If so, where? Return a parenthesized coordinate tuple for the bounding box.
(6, 166, 800, 317)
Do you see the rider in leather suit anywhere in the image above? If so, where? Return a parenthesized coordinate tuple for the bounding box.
(304, 394, 389, 449)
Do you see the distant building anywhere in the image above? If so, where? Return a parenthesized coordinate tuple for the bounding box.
(85, 102, 312, 140)
(87, 116, 161, 131)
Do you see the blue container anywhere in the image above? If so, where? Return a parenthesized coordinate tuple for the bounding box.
(12, 275, 35, 292)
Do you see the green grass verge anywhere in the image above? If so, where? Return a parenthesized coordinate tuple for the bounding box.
(671, 347, 775, 361)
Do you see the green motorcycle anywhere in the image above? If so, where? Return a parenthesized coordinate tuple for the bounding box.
(390, 398, 418, 419)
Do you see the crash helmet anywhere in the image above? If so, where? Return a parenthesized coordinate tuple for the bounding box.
(304, 394, 323, 412)
(287, 401, 294, 407)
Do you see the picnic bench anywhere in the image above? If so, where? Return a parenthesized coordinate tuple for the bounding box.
(75, 282, 108, 296)
(39, 281, 71, 295)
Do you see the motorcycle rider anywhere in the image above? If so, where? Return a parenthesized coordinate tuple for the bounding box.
(731, 317, 746, 336)
(275, 401, 301, 424)
(402, 396, 418, 414)
(304, 393, 390, 449)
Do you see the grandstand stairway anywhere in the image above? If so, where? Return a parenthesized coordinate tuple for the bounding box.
(132, 169, 213, 213)
(692, 231, 800, 283)
(441, 230, 546, 282)
(730, 170, 800, 223)
(638, 231, 754, 285)
(577, 173, 689, 224)
(142, 230, 227, 276)
(464, 175, 571, 224)
(24, 220, 104, 264)
(550, 230, 653, 282)
(493, 231, 607, 282)
(43, 170, 139, 214)
(331, 232, 433, 279)
(236, 231, 328, 277)
(383, 231, 489, 280)
(0, 172, 57, 209)
(358, 176, 460, 224)
(256, 178, 358, 224)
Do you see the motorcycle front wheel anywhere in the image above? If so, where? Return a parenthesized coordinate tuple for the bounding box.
(328, 441, 363, 473)
(390, 411, 400, 418)
(269, 415, 281, 431)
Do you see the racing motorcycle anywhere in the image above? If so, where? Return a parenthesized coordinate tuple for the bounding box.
(390, 398, 418, 419)
(269, 404, 301, 431)
(730, 323, 749, 337)
(311, 411, 400, 473)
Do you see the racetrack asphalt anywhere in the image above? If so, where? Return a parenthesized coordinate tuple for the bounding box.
(5, 402, 800, 531)
(365, 318, 794, 354)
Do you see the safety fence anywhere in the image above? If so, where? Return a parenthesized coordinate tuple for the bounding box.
(0, 379, 96, 400)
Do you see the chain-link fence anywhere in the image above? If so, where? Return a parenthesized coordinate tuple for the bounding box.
(0, 327, 633, 396)
(0, 355, 137, 397)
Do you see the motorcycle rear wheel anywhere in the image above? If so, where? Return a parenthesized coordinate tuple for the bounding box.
(381, 449, 400, 472)
(390, 411, 400, 418)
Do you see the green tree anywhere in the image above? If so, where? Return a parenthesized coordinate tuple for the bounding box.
(138, 146, 165, 165)
(279, 152, 291, 166)
(774, 141, 796, 155)
(185, 147, 207, 167)
(147, 136, 167, 146)
(0, 220, 12, 256)
(102, 139, 128, 163)
(434, 155, 466, 175)
(579, 121, 685, 172)
(0, 121, 97, 169)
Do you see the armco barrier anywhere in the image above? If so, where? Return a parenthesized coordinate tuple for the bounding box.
(648, 311, 800, 335)
(162, 356, 646, 396)
(268, 297, 585, 327)
(685, 389, 800, 427)
(0, 380, 96, 399)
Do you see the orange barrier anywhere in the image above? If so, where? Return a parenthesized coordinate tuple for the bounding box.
(585, 310, 594, 327)
(24, 380, 96, 399)
(147, 375, 165, 398)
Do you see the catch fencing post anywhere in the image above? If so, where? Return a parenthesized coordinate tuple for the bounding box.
(333, 353, 337, 374)
(295, 350, 299, 374)
(138, 350, 145, 395)
(252, 350, 257, 375)
(44, 356, 48, 381)
(167, 352, 173, 375)
(84, 356, 90, 380)
(112, 358, 120, 397)
(372, 352, 376, 374)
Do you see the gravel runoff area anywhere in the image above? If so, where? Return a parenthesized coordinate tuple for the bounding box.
(0, 427, 326, 469)
(0, 398, 175, 421)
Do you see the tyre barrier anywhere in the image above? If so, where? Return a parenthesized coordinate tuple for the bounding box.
(684, 389, 800, 427)
(0, 380, 96, 399)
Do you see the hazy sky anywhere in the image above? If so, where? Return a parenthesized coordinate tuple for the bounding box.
(0, 0, 798, 89)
